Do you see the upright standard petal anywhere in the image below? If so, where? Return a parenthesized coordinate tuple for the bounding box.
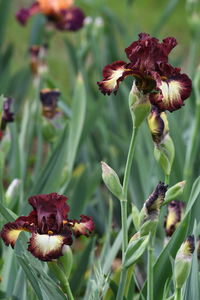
(125, 33, 177, 70)
(150, 73, 192, 112)
(28, 230, 72, 261)
(38, 0, 73, 15)
(28, 193, 70, 233)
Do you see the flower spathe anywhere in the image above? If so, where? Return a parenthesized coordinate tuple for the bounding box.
(1, 193, 94, 261)
(16, 0, 85, 32)
(97, 33, 192, 112)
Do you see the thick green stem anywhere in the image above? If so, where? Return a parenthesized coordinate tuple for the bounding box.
(147, 235, 154, 300)
(116, 127, 138, 300)
(165, 174, 170, 185)
(174, 287, 182, 300)
(48, 262, 74, 300)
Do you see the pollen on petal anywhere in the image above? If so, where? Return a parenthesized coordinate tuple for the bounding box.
(150, 73, 192, 112)
(97, 61, 128, 95)
(28, 232, 72, 261)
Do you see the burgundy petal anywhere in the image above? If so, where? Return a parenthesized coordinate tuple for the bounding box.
(56, 7, 85, 31)
(97, 61, 133, 95)
(125, 33, 177, 71)
(149, 73, 192, 112)
(16, 2, 40, 25)
(1, 98, 14, 130)
(28, 193, 70, 234)
(0, 219, 34, 248)
(28, 230, 72, 261)
(71, 215, 94, 237)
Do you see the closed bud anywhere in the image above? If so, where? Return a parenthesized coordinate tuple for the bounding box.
(164, 201, 185, 237)
(129, 82, 151, 129)
(5, 179, 21, 205)
(147, 106, 169, 144)
(174, 235, 195, 289)
(58, 245, 73, 279)
(101, 162, 123, 200)
(164, 181, 186, 204)
(154, 134, 175, 176)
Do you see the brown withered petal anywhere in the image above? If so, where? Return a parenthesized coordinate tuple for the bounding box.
(145, 182, 168, 219)
(28, 230, 72, 261)
(149, 73, 192, 112)
(40, 89, 60, 119)
(71, 215, 95, 237)
(164, 201, 185, 237)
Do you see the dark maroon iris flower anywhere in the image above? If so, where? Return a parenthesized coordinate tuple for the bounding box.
(16, 0, 85, 32)
(97, 33, 192, 112)
(164, 200, 185, 237)
(1, 193, 94, 261)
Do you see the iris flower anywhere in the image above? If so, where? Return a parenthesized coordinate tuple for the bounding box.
(16, 0, 85, 32)
(1, 193, 94, 261)
(97, 33, 192, 112)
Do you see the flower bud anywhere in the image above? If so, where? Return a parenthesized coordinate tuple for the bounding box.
(147, 106, 169, 144)
(129, 81, 151, 129)
(139, 182, 168, 235)
(58, 245, 73, 279)
(101, 162, 123, 200)
(174, 235, 195, 289)
(154, 134, 175, 176)
(5, 179, 21, 205)
(164, 181, 186, 204)
(164, 201, 185, 237)
(197, 236, 200, 260)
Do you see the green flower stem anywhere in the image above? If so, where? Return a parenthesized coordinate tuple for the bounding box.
(48, 262, 74, 300)
(165, 174, 170, 185)
(147, 234, 154, 300)
(116, 127, 138, 300)
(174, 287, 182, 300)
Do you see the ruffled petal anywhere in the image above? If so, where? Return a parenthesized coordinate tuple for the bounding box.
(1, 222, 32, 248)
(28, 231, 72, 261)
(97, 61, 131, 95)
(71, 215, 94, 237)
(56, 7, 85, 31)
(28, 193, 70, 234)
(16, 2, 40, 25)
(150, 73, 192, 112)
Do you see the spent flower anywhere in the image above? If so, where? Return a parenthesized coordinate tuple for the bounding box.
(16, 0, 85, 32)
(40, 88, 60, 119)
(0, 97, 14, 140)
(1, 193, 94, 261)
(97, 33, 192, 112)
